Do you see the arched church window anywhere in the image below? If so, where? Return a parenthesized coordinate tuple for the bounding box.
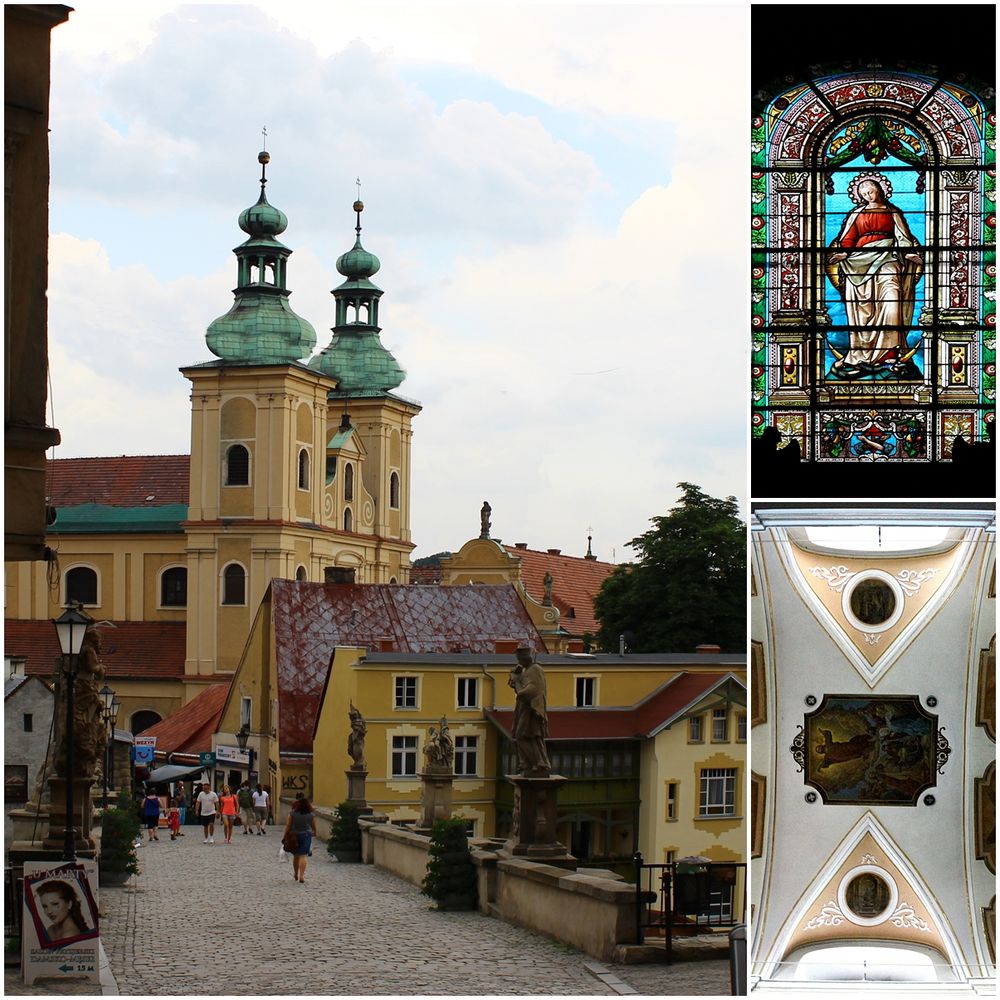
(344, 463, 354, 502)
(344, 508, 353, 532)
(225, 444, 250, 486)
(298, 449, 309, 490)
(751, 65, 994, 463)
(295, 565, 307, 582)
(222, 563, 246, 606)
(64, 566, 98, 607)
(389, 471, 400, 509)
(131, 710, 161, 736)
(160, 566, 187, 607)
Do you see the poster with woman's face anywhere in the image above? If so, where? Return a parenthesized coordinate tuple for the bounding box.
(24, 864, 99, 950)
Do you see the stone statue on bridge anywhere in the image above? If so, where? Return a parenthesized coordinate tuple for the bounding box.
(508, 646, 551, 777)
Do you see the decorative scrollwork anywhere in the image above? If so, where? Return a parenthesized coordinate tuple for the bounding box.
(790, 725, 806, 773)
(936, 728, 952, 774)
(810, 565, 853, 592)
(805, 901, 845, 929)
(864, 633, 881, 646)
(861, 854, 877, 865)
(896, 568, 939, 596)
(891, 902, 930, 932)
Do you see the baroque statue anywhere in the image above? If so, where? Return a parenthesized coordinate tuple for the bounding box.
(423, 717, 454, 770)
(347, 702, 367, 769)
(53, 627, 106, 780)
(508, 646, 551, 777)
(480, 500, 492, 539)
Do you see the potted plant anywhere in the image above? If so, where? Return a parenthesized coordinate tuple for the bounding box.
(99, 805, 140, 886)
(326, 802, 363, 862)
(422, 817, 477, 911)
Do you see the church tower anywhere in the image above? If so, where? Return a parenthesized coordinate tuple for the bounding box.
(181, 155, 419, 677)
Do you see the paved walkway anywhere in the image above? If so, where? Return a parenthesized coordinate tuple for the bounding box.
(7, 827, 731, 996)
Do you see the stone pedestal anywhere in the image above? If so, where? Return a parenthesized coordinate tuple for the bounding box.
(41, 776, 97, 856)
(504, 774, 574, 862)
(345, 768, 371, 813)
(415, 766, 454, 832)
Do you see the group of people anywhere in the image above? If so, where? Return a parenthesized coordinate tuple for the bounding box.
(193, 780, 270, 844)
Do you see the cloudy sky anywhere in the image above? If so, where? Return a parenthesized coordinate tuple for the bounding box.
(47, 2, 748, 562)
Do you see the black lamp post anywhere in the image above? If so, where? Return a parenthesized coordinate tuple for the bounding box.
(99, 684, 119, 810)
(236, 725, 256, 784)
(52, 604, 93, 861)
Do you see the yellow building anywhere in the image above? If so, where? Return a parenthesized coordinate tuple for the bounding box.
(4, 157, 420, 736)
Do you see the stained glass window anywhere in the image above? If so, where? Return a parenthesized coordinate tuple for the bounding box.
(752, 66, 995, 462)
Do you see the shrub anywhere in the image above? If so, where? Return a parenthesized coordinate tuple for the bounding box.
(327, 802, 362, 858)
(422, 817, 477, 908)
(99, 805, 140, 877)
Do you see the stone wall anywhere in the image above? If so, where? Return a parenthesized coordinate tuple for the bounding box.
(4, 678, 55, 845)
(359, 819, 641, 962)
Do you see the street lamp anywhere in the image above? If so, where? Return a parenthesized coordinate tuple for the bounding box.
(236, 725, 256, 784)
(52, 604, 94, 861)
(99, 684, 119, 810)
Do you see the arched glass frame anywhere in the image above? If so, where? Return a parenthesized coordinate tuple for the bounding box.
(344, 462, 354, 502)
(752, 66, 995, 462)
(225, 444, 250, 485)
(160, 566, 187, 607)
(389, 471, 400, 509)
(65, 566, 98, 607)
(221, 562, 246, 606)
(297, 449, 310, 490)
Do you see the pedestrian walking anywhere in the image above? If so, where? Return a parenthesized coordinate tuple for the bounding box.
(237, 781, 255, 835)
(167, 806, 181, 840)
(173, 784, 187, 833)
(196, 781, 219, 844)
(252, 784, 269, 835)
(142, 788, 161, 841)
(283, 796, 317, 883)
(219, 785, 239, 844)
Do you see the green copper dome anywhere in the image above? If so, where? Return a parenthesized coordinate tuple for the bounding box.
(309, 199, 405, 393)
(205, 151, 317, 365)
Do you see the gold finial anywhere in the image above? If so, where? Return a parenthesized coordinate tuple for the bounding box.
(354, 177, 363, 214)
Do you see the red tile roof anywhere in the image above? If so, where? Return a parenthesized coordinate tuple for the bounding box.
(409, 565, 442, 585)
(503, 545, 615, 637)
(5, 620, 187, 680)
(46, 455, 190, 507)
(486, 672, 739, 740)
(270, 580, 546, 752)
(136, 683, 229, 754)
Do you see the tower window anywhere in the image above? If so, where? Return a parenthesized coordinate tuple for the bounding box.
(344, 508, 353, 532)
(325, 456, 337, 484)
(345, 463, 354, 502)
(160, 566, 187, 607)
(295, 565, 307, 582)
(226, 444, 250, 486)
(64, 566, 98, 607)
(298, 449, 310, 490)
(222, 563, 246, 606)
(389, 471, 400, 509)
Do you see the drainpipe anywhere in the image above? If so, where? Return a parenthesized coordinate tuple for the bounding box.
(480, 663, 496, 710)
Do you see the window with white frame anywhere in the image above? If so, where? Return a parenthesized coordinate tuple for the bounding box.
(160, 566, 187, 607)
(454, 735, 478, 776)
(688, 715, 703, 742)
(699, 768, 736, 817)
(457, 676, 479, 709)
(712, 707, 729, 742)
(575, 676, 596, 707)
(394, 676, 418, 709)
(737, 713, 747, 742)
(240, 696, 252, 729)
(391, 735, 417, 776)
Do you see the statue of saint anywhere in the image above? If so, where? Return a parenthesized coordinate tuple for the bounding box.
(53, 627, 106, 780)
(508, 647, 551, 777)
(480, 501, 492, 539)
(423, 717, 454, 770)
(347, 702, 367, 769)
(542, 572, 554, 607)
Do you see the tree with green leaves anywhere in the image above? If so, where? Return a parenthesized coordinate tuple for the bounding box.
(594, 483, 745, 654)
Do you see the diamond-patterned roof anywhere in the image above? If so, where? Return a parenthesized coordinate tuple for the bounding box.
(270, 580, 546, 752)
(5, 620, 186, 680)
(504, 544, 615, 637)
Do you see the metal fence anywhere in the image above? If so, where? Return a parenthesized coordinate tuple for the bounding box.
(633, 853, 747, 963)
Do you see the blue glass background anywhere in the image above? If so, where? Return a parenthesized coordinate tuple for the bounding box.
(823, 154, 927, 379)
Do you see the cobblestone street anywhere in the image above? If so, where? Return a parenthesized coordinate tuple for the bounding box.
(8, 827, 731, 996)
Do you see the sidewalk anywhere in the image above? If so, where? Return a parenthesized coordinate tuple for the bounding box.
(7, 828, 732, 996)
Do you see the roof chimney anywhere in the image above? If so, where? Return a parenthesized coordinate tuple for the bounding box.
(547, 548, 561, 556)
(695, 644, 721, 655)
(514, 542, 528, 550)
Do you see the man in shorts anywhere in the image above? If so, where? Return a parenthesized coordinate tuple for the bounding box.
(237, 781, 255, 835)
(252, 784, 269, 835)
(196, 782, 219, 844)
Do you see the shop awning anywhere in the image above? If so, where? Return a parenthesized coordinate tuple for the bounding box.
(145, 764, 205, 784)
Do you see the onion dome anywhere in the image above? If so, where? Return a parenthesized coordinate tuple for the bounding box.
(309, 198, 405, 394)
(205, 150, 317, 365)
